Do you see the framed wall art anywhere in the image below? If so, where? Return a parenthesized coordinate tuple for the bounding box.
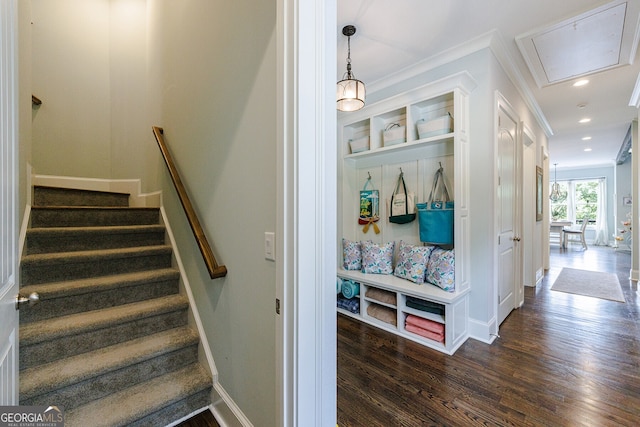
(536, 166, 543, 222)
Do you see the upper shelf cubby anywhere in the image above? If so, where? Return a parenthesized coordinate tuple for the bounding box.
(339, 72, 475, 160)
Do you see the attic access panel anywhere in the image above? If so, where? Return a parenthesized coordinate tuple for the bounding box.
(517, 1, 634, 87)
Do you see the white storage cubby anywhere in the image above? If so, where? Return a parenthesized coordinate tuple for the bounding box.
(336, 270, 469, 354)
(337, 72, 476, 355)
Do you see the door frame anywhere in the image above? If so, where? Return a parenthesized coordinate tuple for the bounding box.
(520, 124, 537, 292)
(276, 0, 337, 425)
(0, 0, 20, 405)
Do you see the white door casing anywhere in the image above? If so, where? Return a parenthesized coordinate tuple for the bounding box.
(496, 93, 520, 326)
(276, 0, 337, 425)
(0, 0, 20, 405)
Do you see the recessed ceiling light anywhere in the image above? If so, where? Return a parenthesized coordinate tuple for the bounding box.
(582, 136, 592, 140)
(584, 148, 592, 152)
(579, 118, 591, 124)
(573, 79, 589, 87)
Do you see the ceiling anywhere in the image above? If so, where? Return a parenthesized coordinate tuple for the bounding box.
(337, 0, 640, 170)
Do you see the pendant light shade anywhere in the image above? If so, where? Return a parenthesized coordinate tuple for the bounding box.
(337, 25, 366, 112)
(549, 163, 561, 202)
(337, 78, 366, 112)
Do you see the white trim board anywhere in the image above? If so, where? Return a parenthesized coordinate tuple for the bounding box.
(276, 0, 337, 424)
(468, 317, 499, 344)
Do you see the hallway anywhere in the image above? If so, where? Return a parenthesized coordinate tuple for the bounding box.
(337, 246, 639, 426)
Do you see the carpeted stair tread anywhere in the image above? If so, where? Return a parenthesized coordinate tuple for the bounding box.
(25, 224, 166, 254)
(20, 245, 173, 285)
(20, 268, 180, 300)
(21, 245, 172, 266)
(19, 268, 180, 323)
(30, 206, 160, 228)
(20, 326, 200, 401)
(20, 294, 189, 346)
(34, 185, 130, 207)
(65, 364, 212, 427)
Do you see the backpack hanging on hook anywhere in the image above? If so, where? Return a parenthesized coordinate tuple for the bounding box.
(416, 163, 454, 245)
(388, 169, 416, 224)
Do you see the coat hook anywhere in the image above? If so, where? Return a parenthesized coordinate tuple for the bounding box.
(367, 171, 371, 180)
(399, 167, 403, 176)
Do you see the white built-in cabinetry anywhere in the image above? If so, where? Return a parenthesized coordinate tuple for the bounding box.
(337, 72, 476, 355)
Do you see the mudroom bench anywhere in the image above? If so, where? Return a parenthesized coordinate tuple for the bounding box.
(337, 269, 469, 355)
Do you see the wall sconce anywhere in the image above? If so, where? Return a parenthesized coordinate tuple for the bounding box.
(337, 25, 365, 112)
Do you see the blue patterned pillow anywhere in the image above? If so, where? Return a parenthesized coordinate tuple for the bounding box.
(361, 241, 395, 274)
(394, 241, 434, 284)
(342, 239, 362, 270)
(426, 247, 455, 292)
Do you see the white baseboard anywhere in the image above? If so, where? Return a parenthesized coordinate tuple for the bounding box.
(210, 384, 254, 427)
(535, 268, 544, 285)
(468, 317, 498, 344)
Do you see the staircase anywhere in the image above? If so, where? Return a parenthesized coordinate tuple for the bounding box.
(19, 185, 213, 426)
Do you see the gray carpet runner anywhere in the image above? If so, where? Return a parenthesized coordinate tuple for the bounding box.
(20, 185, 212, 426)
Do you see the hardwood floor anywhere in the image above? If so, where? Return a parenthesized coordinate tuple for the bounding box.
(176, 409, 220, 427)
(337, 246, 639, 426)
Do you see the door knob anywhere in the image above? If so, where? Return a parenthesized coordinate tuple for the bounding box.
(512, 236, 521, 242)
(15, 292, 40, 310)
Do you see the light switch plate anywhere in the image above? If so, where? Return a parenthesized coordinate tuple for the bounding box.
(264, 232, 275, 261)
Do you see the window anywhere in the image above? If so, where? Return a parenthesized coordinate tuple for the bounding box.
(549, 179, 600, 225)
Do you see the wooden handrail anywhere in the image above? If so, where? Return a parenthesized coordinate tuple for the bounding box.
(152, 126, 227, 279)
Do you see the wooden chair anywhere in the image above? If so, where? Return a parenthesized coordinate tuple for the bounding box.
(563, 220, 588, 250)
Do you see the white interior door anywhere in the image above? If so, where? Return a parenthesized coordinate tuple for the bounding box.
(0, 0, 20, 405)
(497, 97, 519, 325)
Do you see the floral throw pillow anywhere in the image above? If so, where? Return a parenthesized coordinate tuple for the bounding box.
(394, 241, 434, 284)
(426, 247, 455, 292)
(361, 241, 395, 274)
(342, 239, 362, 271)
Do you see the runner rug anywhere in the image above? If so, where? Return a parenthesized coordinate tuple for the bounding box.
(551, 267, 625, 302)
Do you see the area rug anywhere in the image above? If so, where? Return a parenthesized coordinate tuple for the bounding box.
(551, 267, 625, 302)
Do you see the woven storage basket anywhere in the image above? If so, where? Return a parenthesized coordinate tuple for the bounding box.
(383, 123, 406, 146)
(417, 113, 453, 139)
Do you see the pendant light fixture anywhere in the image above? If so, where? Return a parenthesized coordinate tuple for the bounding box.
(549, 163, 561, 202)
(337, 25, 366, 112)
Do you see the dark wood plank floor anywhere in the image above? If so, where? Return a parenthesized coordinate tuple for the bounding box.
(338, 246, 639, 426)
(177, 409, 219, 427)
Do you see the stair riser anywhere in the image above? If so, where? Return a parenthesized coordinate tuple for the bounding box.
(34, 187, 130, 207)
(20, 309, 187, 370)
(31, 208, 160, 228)
(22, 344, 199, 410)
(21, 252, 172, 285)
(20, 279, 179, 324)
(25, 230, 166, 255)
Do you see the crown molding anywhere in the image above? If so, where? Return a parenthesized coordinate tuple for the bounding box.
(629, 71, 640, 108)
(487, 31, 553, 137)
